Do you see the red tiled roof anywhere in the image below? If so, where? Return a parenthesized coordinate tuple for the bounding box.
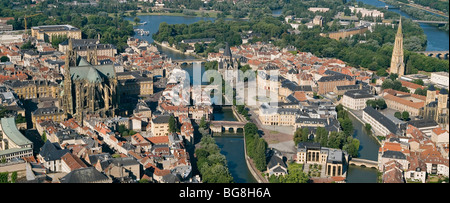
(61, 153, 87, 171)
(147, 136, 169, 144)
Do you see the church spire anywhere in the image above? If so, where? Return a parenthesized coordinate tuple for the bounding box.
(389, 17, 405, 77)
(397, 17, 402, 36)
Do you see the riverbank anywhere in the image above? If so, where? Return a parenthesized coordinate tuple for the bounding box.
(243, 132, 268, 183)
(153, 40, 206, 60)
(345, 107, 382, 146)
(380, 0, 449, 18)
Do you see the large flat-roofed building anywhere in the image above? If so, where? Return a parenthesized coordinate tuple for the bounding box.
(382, 89, 426, 117)
(3, 80, 61, 100)
(258, 103, 300, 126)
(317, 74, 355, 94)
(296, 142, 349, 177)
(32, 106, 67, 128)
(58, 39, 99, 53)
(117, 71, 153, 97)
(430, 72, 449, 89)
(341, 90, 375, 110)
(362, 106, 401, 137)
(0, 117, 33, 162)
(31, 25, 82, 42)
(58, 39, 118, 58)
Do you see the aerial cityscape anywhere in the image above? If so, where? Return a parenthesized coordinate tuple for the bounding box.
(0, 0, 448, 185)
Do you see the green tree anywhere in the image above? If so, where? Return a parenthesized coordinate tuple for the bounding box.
(10, 171, 17, 183)
(199, 116, 208, 130)
(0, 172, 8, 183)
(402, 111, 410, 121)
(118, 124, 127, 134)
(376, 99, 387, 110)
(294, 127, 310, 145)
(168, 115, 177, 133)
(0, 56, 9, 62)
(194, 43, 204, 53)
(51, 34, 68, 49)
(133, 17, 140, 24)
(394, 111, 402, 120)
(41, 132, 47, 143)
(340, 118, 354, 136)
(315, 127, 329, 147)
(254, 138, 267, 171)
(412, 79, 424, 86)
(244, 122, 258, 136)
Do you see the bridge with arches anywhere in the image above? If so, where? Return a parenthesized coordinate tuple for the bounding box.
(412, 20, 448, 25)
(172, 58, 207, 65)
(348, 158, 378, 169)
(415, 51, 449, 60)
(210, 120, 247, 134)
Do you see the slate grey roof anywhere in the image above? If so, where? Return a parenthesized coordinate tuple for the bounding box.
(336, 84, 359, 91)
(39, 140, 70, 162)
(32, 106, 63, 116)
(267, 150, 287, 171)
(318, 74, 353, 82)
(297, 142, 321, 152)
(223, 42, 232, 58)
(161, 173, 180, 183)
(55, 129, 83, 142)
(344, 90, 374, 99)
(88, 153, 112, 165)
(281, 80, 312, 92)
(296, 117, 328, 125)
(60, 38, 98, 46)
(382, 150, 406, 160)
(363, 106, 400, 135)
(60, 167, 110, 183)
(407, 119, 438, 129)
(277, 108, 300, 115)
(152, 115, 171, 124)
(288, 68, 299, 74)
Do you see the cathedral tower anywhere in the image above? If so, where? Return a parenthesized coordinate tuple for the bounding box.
(63, 38, 77, 115)
(438, 89, 448, 113)
(390, 18, 405, 76)
(426, 84, 437, 105)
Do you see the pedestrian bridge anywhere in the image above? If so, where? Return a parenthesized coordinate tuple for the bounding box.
(348, 158, 378, 169)
(210, 120, 247, 134)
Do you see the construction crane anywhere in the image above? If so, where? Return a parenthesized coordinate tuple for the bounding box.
(24, 13, 42, 30)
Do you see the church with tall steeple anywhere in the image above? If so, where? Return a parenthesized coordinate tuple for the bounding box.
(61, 38, 118, 124)
(389, 18, 405, 76)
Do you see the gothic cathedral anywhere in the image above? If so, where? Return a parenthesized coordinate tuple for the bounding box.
(62, 38, 118, 124)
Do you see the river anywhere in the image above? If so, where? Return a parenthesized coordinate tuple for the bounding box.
(127, 11, 432, 183)
(213, 108, 257, 183)
(356, 0, 449, 51)
(345, 113, 380, 183)
(128, 15, 256, 183)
